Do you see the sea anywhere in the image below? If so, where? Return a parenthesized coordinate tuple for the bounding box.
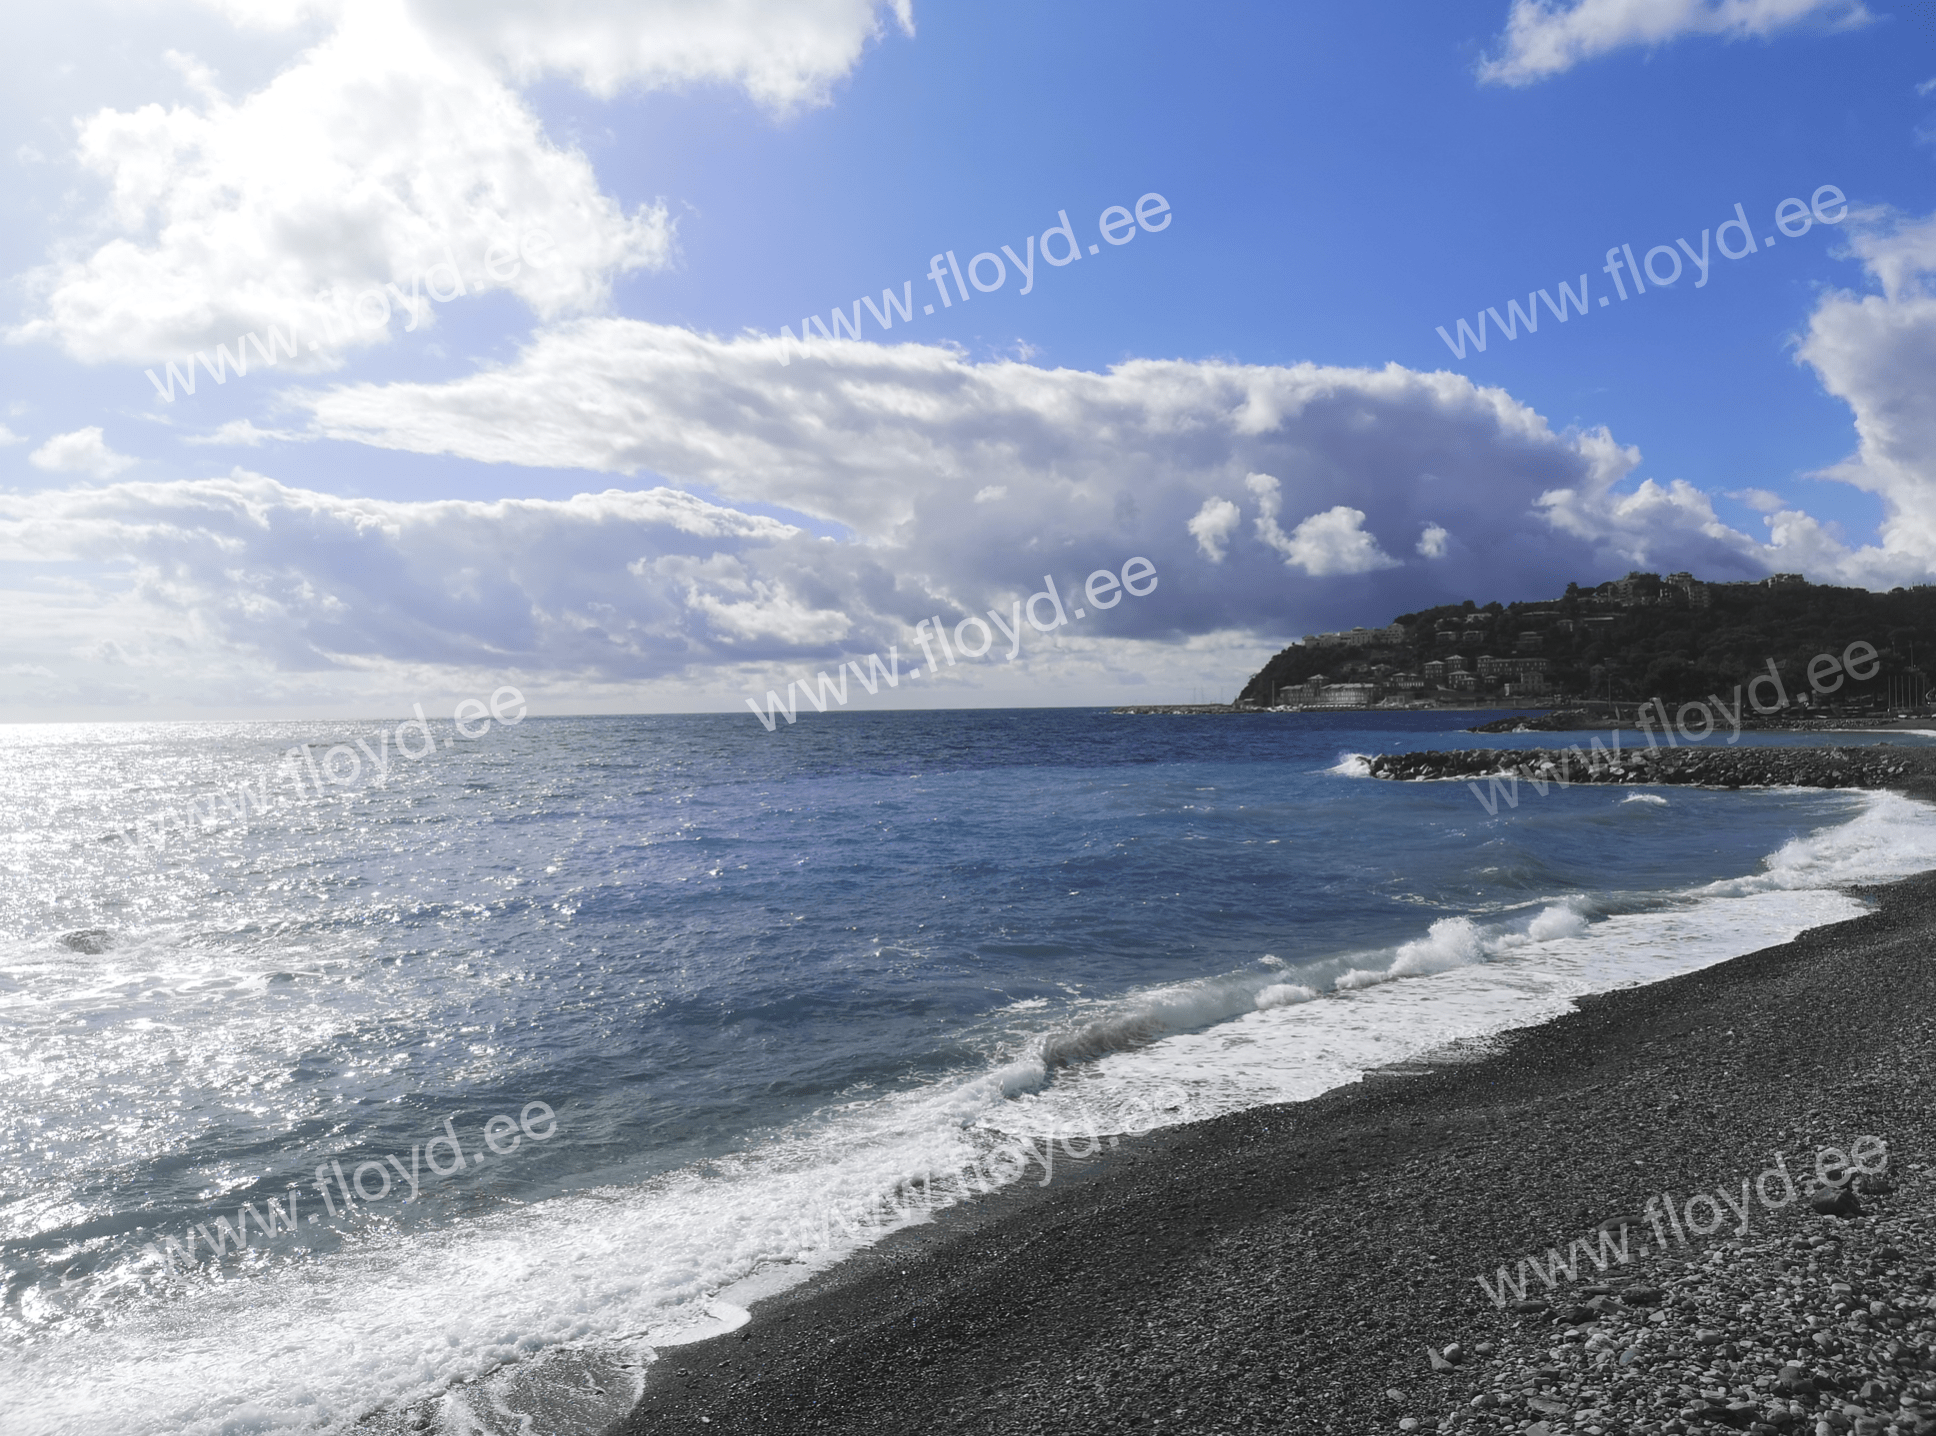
(3, 708, 1935, 1435)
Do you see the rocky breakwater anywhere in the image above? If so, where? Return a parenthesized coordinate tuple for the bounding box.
(1367, 744, 1936, 796)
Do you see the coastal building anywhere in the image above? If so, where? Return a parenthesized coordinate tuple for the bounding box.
(1310, 683, 1378, 707)
(1594, 571, 1662, 607)
(1275, 677, 1381, 708)
(1662, 572, 1712, 608)
(1299, 622, 1408, 649)
(1422, 660, 1445, 684)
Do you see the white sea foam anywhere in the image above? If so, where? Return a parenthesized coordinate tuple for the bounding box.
(1622, 792, 1669, 806)
(1328, 752, 1372, 777)
(1701, 790, 1936, 897)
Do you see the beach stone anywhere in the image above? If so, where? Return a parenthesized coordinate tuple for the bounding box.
(1812, 1187, 1864, 1217)
(1623, 1286, 1666, 1305)
(1512, 1299, 1552, 1315)
(1427, 1346, 1455, 1372)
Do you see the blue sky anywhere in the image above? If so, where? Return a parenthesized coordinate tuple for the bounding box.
(1, 0, 1933, 718)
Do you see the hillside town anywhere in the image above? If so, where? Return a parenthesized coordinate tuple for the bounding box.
(1234, 571, 1935, 713)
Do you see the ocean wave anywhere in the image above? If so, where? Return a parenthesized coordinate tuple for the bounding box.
(1701, 790, 1936, 898)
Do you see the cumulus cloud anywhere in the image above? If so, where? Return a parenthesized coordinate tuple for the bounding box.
(0, 336, 1718, 712)
(290, 327, 1651, 620)
(1789, 208, 1936, 584)
(1281, 506, 1402, 577)
(0, 475, 829, 683)
(1479, 0, 1871, 87)
(411, 0, 915, 112)
(11, 235, 1934, 713)
(1187, 496, 1241, 562)
(0, 424, 24, 446)
(17, 3, 671, 368)
(1508, 207, 1936, 587)
(12, 0, 905, 369)
(29, 427, 137, 477)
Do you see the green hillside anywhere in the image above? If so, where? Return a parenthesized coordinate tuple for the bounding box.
(1235, 572, 1936, 710)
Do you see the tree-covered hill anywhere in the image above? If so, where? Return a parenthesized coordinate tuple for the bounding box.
(1235, 574, 1936, 710)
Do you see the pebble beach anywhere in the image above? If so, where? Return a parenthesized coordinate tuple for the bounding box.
(610, 748, 1936, 1435)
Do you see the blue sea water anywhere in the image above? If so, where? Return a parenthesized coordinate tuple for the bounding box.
(3, 709, 1934, 1434)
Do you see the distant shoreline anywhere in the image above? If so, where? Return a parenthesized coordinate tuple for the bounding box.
(1108, 700, 1934, 731)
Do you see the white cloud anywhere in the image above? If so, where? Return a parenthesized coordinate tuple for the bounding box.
(12, 253, 1935, 715)
(11, 0, 902, 369)
(0, 339, 1714, 712)
(1281, 506, 1402, 578)
(0, 424, 25, 446)
(1243, 474, 1399, 576)
(1478, 0, 1870, 87)
(29, 427, 136, 477)
(290, 322, 1863, 608)
(16, 4, 671, 367)
(1788, 208, 1936, 585)
(1245, 472, 1293, 558)
(1501, 205, 1936, 589)
(1187, 496, 1241, 562)
(412, 0, 915, 112)
(183, 418, 305, 446)
(973, 485, 1007, 503)
(293, 330, 1610, 571)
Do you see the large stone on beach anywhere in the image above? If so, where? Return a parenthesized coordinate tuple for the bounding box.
(1811, 1186, 1865, 1217)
